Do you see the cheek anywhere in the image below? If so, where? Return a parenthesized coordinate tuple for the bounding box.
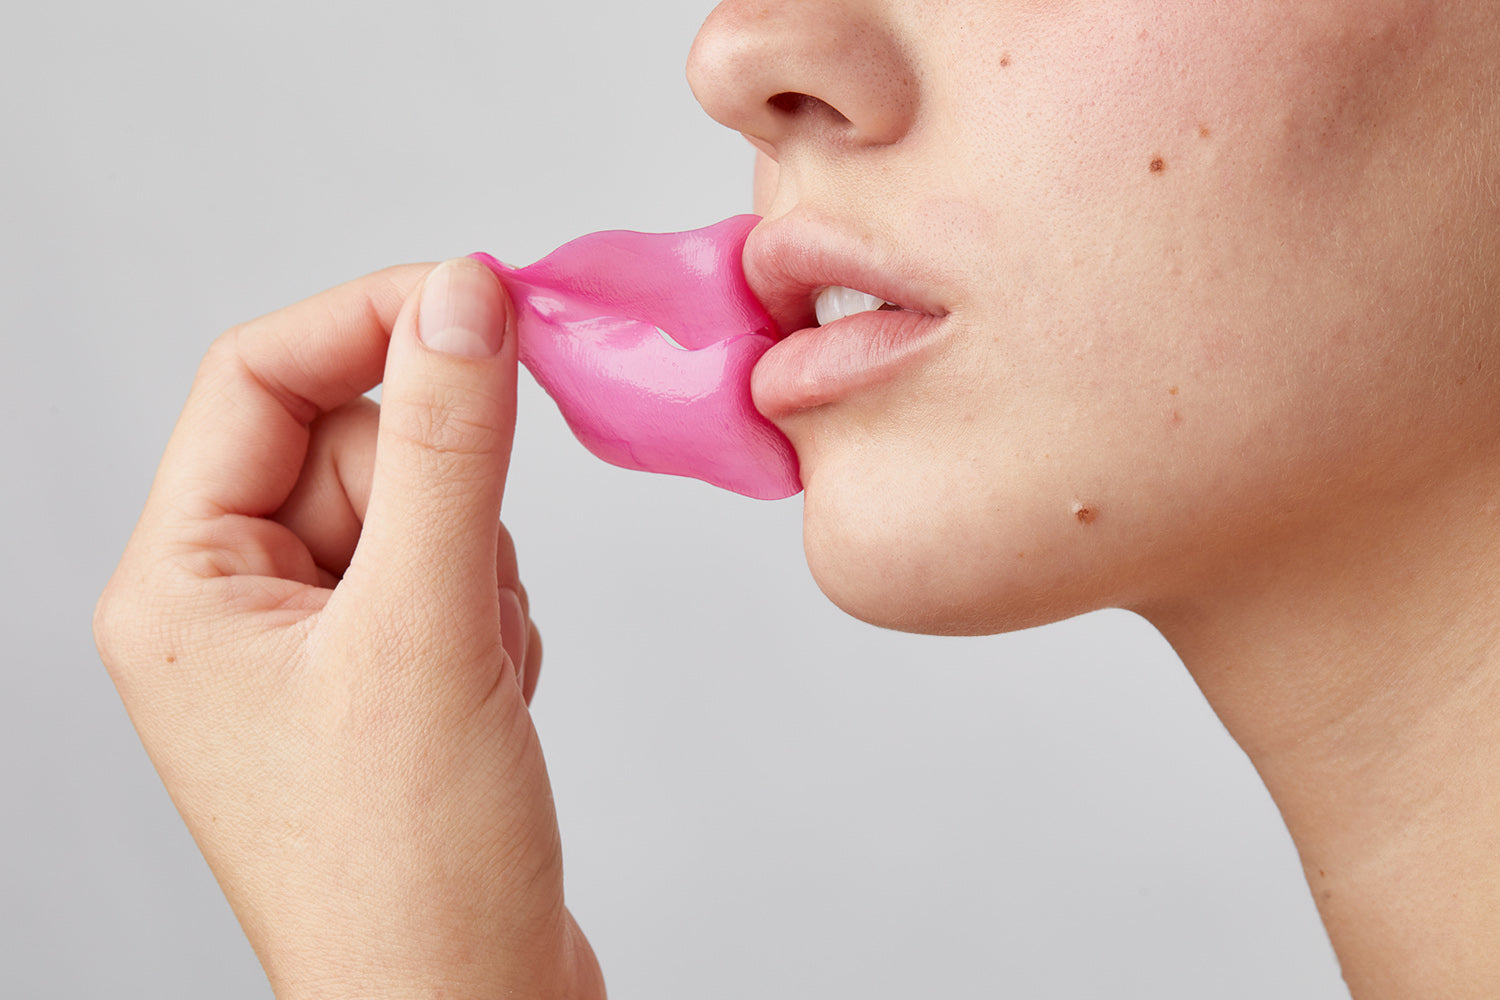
(943, 0, 1453, 438)
(790, 0, 1471, 634)
(941, 0, 1443, 221)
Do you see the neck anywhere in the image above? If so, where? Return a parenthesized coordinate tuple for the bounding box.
(1145, 475, 1500, 998)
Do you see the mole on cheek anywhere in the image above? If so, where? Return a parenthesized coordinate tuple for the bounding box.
(1072, 502, 1099, 526)
(1149, 156, 1166, 174)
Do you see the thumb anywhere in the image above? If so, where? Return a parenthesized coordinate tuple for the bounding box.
(350, 257, 518, 626)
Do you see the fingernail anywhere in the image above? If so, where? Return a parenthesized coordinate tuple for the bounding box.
(418, 258, 508, 358)
(498, 587, 528, 686)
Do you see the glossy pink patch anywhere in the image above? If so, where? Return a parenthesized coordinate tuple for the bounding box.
(471, 216, 801, 500)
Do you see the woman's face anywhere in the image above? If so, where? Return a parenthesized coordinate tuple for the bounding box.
(688, 1, 1500, 634)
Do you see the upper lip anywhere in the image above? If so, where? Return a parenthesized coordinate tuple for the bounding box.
(743, 214, 953, 339)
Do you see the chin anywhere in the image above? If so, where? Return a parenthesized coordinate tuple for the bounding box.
(798, 473, 1108, 638)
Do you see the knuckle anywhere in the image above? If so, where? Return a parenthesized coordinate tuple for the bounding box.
(92, 570, 179, 684)
(92, 569, 159, 662)
(186, 327, 255, 416)
(383, 391, 505, 471)
(91, 582, 123, 662)
(199, 324, 245, 381)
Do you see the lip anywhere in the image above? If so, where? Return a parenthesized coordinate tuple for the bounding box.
(744, 216, 954, 418)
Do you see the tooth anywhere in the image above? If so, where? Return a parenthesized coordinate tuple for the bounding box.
(815, 286, 889, 326)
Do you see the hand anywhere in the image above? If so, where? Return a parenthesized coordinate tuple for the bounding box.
(94, 259, 604, 999)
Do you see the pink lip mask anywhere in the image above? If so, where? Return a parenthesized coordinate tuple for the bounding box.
(470, 215, 800, 500)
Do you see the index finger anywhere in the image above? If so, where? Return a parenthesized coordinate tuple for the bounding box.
(148, 263, 434, 526)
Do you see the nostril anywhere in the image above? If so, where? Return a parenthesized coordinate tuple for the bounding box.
(767, 92, 807, 114)
(687, 1, 918, 149)
(768, 91, 852, 126)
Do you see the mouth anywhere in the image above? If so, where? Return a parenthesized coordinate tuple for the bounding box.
(743, 217, 954, 416)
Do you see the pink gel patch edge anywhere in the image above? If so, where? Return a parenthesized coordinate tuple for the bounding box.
(470, 215, 802, 500)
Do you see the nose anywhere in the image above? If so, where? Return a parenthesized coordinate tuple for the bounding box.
(686, 0, 919, 155)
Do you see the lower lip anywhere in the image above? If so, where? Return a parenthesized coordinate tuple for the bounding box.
(750, 309, 950, 418)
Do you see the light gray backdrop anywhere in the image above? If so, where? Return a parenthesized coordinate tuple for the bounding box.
(2, 2, 1349, 997)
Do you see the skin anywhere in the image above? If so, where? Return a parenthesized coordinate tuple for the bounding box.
(688, 0, 1500, 995)
(94, 260, 604, 999)
(94, 1, 1500, 997)
(694, 0, 1500, 635)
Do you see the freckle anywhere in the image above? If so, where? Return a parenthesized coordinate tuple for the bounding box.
(1016, 551, 1026, 560)
(1319, 869, 1326, 878)
(1149, 156, 1166, 174)
(1072, 502, 1098, 525)
(1198, 124, 1211, 139)
(1000, 53, 1011, 68)
(1168, 385, 1179, 395)
(166, 655, 176, 664)
(1458, 376, 1468, 386)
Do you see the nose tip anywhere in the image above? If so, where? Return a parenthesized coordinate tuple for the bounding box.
(687, 0, 919, 153)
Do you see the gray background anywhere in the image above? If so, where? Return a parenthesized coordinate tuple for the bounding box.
(2, 2, 1349, 997)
